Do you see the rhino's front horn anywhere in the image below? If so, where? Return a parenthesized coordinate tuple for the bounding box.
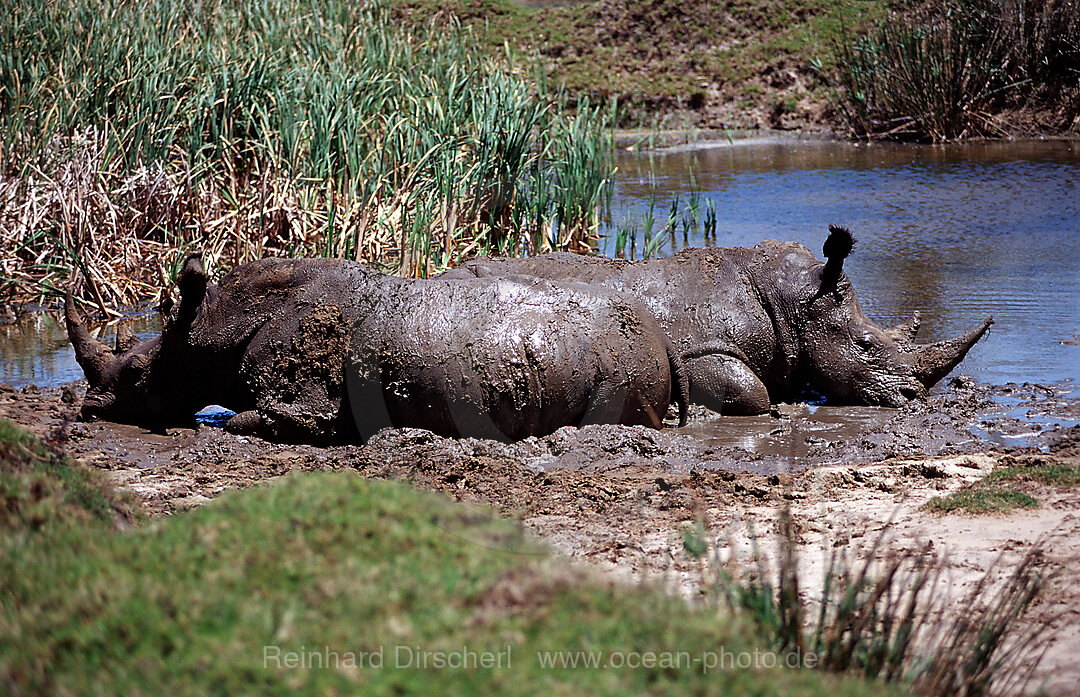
(887, 311, 921, 345)
(913, 316, 993, 388)
(65, 290, 115, 386)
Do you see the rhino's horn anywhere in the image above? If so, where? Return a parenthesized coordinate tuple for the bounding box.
(115, 322, 140, 353)
(886, 311, 921, 345)
(177, 253, 207, 302)
(65, 290, 114, 385)
(914, 316, 993, 388)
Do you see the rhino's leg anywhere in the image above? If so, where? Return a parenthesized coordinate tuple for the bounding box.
(225, 407, 336, 442)
(225, 410, 267, 436)
(684, 354, 770, 415)
(580, 371, 635, 428)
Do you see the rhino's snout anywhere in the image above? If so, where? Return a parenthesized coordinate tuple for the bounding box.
(862, 375, 926, 408)
(898, 383, 925, 403)
(78, 394, 111, 421)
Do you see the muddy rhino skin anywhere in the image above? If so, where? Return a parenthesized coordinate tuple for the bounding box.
(440, 227, 993, 414)
(67, 256, 688, 442)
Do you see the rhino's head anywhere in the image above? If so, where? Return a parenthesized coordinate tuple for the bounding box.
(67, 255, 208, 425)
(795, 226, 992, 407)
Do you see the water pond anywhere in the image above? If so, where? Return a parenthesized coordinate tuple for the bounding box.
(605, 137, 1080, 390)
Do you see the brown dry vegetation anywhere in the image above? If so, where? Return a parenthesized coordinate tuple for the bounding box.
(0, 0, 614, 307)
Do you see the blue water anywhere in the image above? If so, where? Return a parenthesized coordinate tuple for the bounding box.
(604, 138, 1080, 388)
(0, 311, 160, 388)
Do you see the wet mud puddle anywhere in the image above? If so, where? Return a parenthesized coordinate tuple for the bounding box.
(679, 404, 898, 461)
(663, 379, 1080, 473)
(971, 380, 1080, 450)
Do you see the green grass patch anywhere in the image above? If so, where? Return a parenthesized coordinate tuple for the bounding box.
(924, 458, 1080, 514)
(923, 487, 1039, 515)
(0, 420, 884, 697)
(984, 462, 1080, 487)
(0, 418, 135, 529)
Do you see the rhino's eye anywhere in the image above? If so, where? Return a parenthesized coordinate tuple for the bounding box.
(855, 335, 876, 351)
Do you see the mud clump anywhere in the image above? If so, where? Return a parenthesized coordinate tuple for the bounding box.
(0, 376, 1069, 517)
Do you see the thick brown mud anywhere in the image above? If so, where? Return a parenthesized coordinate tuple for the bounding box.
(4, 379, 1080, 695)
(3, 377, 1076, 513)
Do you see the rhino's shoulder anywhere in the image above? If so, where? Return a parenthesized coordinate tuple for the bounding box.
(220, 257, 375, 295)
(669, 240, 816, 267)
(542, 251, 628, 268)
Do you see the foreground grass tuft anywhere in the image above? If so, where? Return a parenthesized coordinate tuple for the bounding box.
(0, 420, 884, 697)
(985, 462, 1080, 487)
(687, 508, 1049, 696)
(0, 418, 135, 529)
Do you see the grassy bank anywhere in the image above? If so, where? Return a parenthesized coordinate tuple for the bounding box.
(1, 419, 897, 696)
(0, 418, 136, 529)
(393, 0, 1079, 139)
(925, 456, 1080, 513)
(390, 0, 894, 130)
(0, 0, 614, 307)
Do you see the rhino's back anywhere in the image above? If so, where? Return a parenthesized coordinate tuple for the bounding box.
(354, 275, 670, 439)
(448, 243, 818, 386)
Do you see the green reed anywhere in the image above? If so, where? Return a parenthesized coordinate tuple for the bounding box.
(0, 0, 614, 304)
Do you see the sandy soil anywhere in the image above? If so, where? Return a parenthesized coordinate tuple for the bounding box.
(3, 379, 1079, 694)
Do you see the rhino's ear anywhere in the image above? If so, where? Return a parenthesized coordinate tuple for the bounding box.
(821, 225, 855, 289)
(166, 253, 208, 335)
(886, 311, 921, 346)
(177, 254, 208, 306)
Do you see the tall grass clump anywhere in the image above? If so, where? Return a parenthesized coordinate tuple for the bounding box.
(0, 0, 614, 307)
(829, 0, 1080, 141)
(684, 510, 1054, 696)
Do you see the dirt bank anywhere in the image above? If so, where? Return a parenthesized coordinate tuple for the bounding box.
(398, 0, 1080, 138)
(3, 379, 1079, 694)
